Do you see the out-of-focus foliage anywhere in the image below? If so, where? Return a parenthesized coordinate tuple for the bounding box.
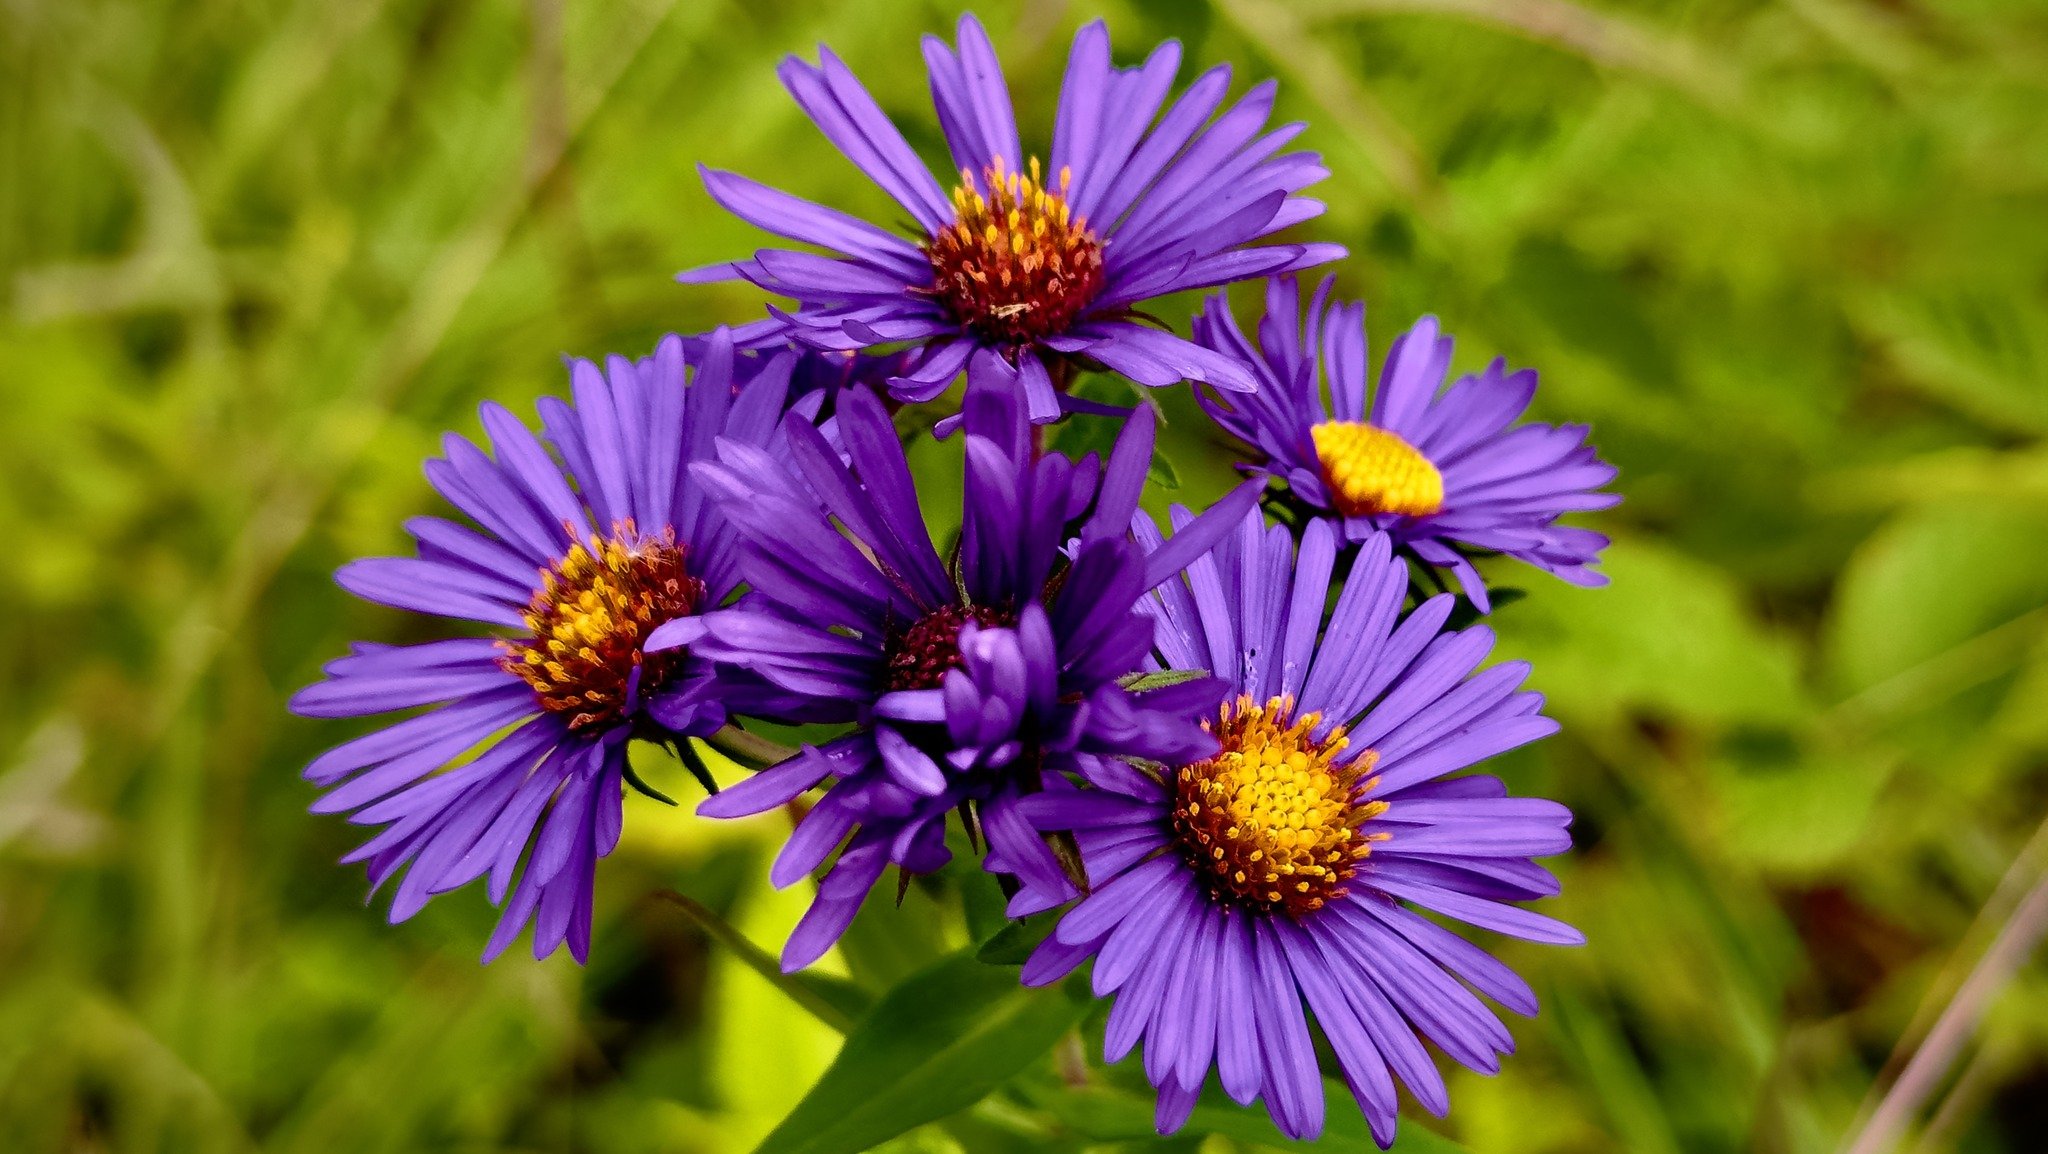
(4, 0, 2047, 1150)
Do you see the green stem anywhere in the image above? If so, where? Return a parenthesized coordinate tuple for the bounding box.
(653, 890, 851, 1034)
(703, 724, 798, 768)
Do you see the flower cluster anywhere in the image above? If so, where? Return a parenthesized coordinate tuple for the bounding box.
(293, 14, 1615, 1147)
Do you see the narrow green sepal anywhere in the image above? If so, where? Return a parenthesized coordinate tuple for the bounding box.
(621, 756, 680, 806)
(674, 738, 721, 799)
(1118, 667, 1211, 692)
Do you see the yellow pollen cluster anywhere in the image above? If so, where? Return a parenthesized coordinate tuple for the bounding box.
(1311, 421, 1446, 518)
(502, 522, 702, 732)
(1171, 695, 1388, 918)
(923, 156, 1104, 345)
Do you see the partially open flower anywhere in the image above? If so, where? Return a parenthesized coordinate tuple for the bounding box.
(676, 383, 1261, 970)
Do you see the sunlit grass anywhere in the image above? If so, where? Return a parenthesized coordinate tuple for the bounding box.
(4, 0, 2048, 1150)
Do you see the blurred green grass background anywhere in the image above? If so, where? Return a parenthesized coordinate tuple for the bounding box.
(5, 0, 2048, 1150)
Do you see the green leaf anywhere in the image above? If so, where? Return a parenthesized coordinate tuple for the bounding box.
(1030, 1082, 1473, 1152)
(1118, 668, 1212, 692)
(1488, 539, 1808, 726)
(1824, 500, 2048, 697)
(1709, 743, 1898, 876)
(751, 953, 1090, 1154)
(975, 913, 1057, 965)
(948, 858, 1013, 947)
(1147, 451, 1182, 492)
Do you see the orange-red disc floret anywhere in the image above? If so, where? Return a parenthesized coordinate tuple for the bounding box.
(501, 523, 703, 732)
(923, 157, 1105, 346)
(885, 603, 1015, 691)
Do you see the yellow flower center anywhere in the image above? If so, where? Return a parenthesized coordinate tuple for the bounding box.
(1311, 421, 1445, 518)
(1170, 695, 1388, 918)
(501, 522, 703, 731)
(923, 157, 1104, 345)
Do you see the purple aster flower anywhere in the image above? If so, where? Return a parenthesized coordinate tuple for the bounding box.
(698, 341, 913, 450)
(1193, 276, 1619, 611)
(686, 336, 910, 422)
(685, 15, 1342, 423)
(291, 332, 798, 963)
(1017, 510, 1581, 1146)
(679, 383, 1260, 970)
(783, 346, 912, 408)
